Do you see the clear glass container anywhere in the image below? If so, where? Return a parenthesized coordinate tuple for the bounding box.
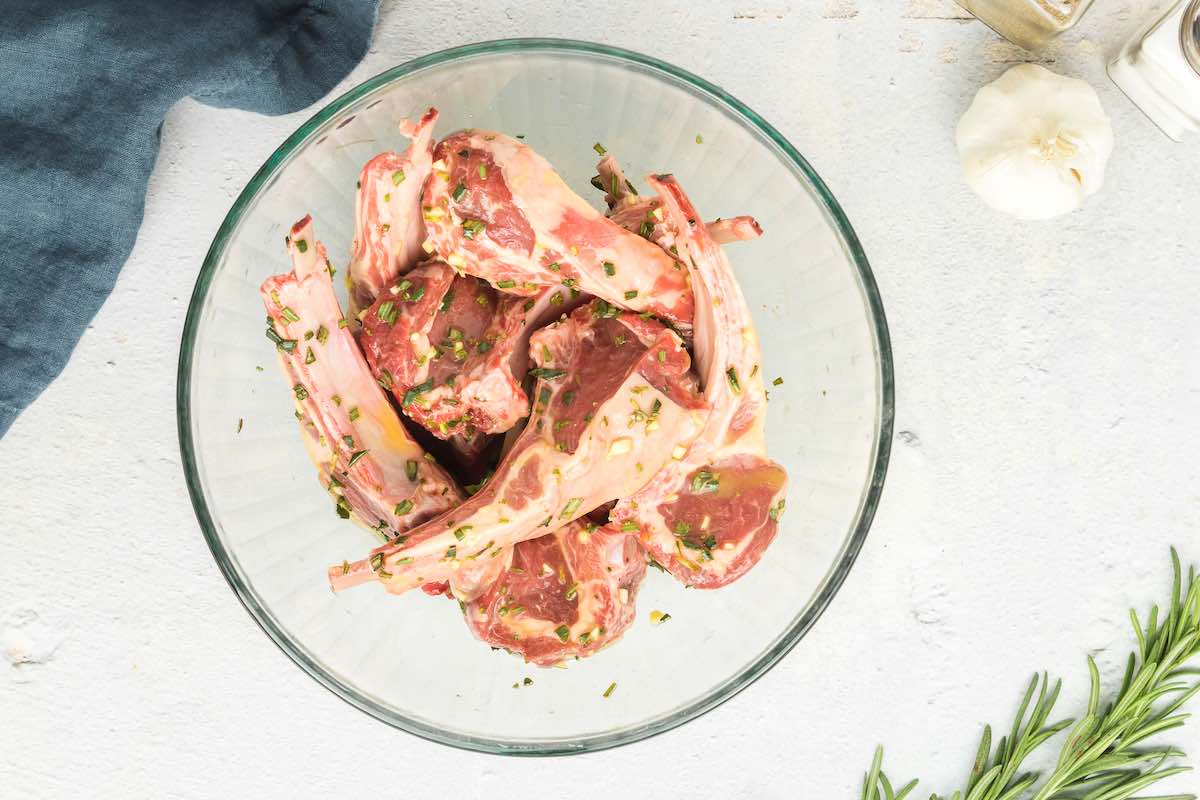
(957, 0, 1095, 51)
(1109, 0, 1200, 141)
(178, 39, 894, 754)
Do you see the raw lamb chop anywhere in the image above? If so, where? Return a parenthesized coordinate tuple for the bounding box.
(464, 520, 645, 665)
(261, 215, 462, 539)
(360, 262, 589, 441)
(596, 154, 762, 245)
(348, 108, 438, 315)
(605, 175, 788, 589)
(328, 300, 707, 598)
(420, 131, 694, 328)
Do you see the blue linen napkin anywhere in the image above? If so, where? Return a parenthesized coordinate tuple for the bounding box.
(0, 0, 380, 437)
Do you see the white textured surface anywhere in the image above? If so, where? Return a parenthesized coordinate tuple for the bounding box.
(2, 1, 1198, 796)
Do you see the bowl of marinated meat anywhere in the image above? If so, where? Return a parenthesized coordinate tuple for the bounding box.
(178, 38, 893, 754)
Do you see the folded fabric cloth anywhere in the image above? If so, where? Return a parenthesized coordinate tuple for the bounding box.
(0, 0, 380, 437)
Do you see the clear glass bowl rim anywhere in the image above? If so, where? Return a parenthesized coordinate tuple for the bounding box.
(176, 37, 895, 757)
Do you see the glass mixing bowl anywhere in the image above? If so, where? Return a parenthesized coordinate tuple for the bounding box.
(178, 39, 893, 755)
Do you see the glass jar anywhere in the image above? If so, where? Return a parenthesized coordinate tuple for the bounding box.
(956, 0, 1095, 51)
(1108, 0, 1200, 141)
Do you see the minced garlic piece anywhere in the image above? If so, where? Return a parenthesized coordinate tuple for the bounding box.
(608, 437, 633, 457)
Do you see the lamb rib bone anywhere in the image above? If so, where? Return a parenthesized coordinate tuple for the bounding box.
(606, 175, 787, 589)
(261, 215, 462, 542)
(348, 108, 438, 315)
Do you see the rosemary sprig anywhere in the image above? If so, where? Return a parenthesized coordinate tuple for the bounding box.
(863, 549, 1200, 800)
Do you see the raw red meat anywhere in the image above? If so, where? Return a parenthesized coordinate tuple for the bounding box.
(606, 175, 788, 589)
(261, 216, 462, 539)
(328, 300, 707, 596)
(420, 131, 694, 329)
(348, 108, 438, 315)
(464, 520, 645, 665)
(359, 260, 588, 447)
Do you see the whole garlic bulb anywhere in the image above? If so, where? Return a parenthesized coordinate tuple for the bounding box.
(956, 64, 1114, 221)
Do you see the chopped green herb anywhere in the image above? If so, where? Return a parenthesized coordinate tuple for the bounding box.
(650, 610, 672, 625)
(402, 379, 433, 406)
(768, 499, 786, 521)
(280, 307, 299, 323)
(691, 470, 720, 494)
(475, 294, 489, 306)
(342, 435, 355, 447)
(550, 292, 563, 306)
(496, 279, 516, 289)
(377, 370, 394, 390)
(695, 133, 703, 144)
(592, 300, 621, 319)
(236, 418, 243, 434)
(560, 497, 583, 519)
(392, 169, 405, 185)
(478, 164, 487, 179)
(295, 239, 308, 254)
(292, 384, 308, 400)
(394, 499, 414, 515)
(620, 520, 639, 533)
(537, 387, 551, 406)
(304, 331, 314, 341)
(316, 325, 329, 344)
(348, 449, 369, 468)
(477, 340, 493, 354)
(639, 221, 654, 238)
(303, 347, 315, 365)
(338, 318, 349, 329)
(773, 376, 784, 386)
(405, 460, 419, 481)
(624, 289, 638, 300)
(348, 406, 360, 422)
(603, 681, 616, 698)
(547, 262, 561, 272)
(453, 525, 473, 541)
(555, 624, 571, 642)
(578, 631, 591, 645)
(540, 516, 552, 527)
(377, 301, 398, 325)
(613, 333, 627, 346)
(335, 496, 351, 519)
(530, 367, 566, 380)
(726, 367, 742, 394)
(674, 521, 692, 536)
(562, 391, 575, 406)
(522, 299, 535, 312)
(523, 676, 532, 686)
(445, 545, 457, 560)
(452, 182, 467, 202)
(657, 349, 667, 363)
(370, 553, 384, 572)
(564, 582, 579, 601)
(462, 219, 486, 239)
(602, 261, 616, 277)
(593, 142, 606, 155)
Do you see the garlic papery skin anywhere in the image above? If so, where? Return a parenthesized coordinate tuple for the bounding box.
(956, 64, 1114, 221)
